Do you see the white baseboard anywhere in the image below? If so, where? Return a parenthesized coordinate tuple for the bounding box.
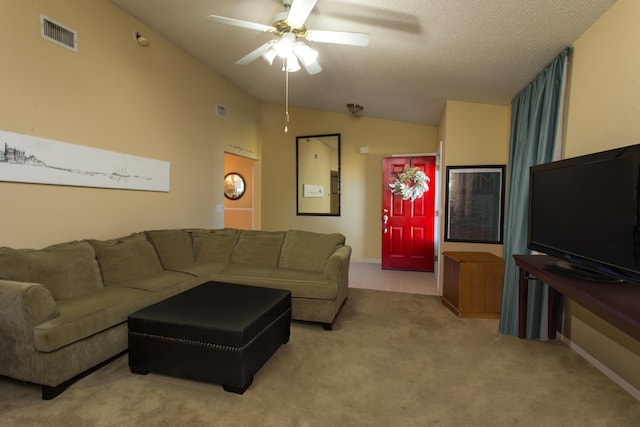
(350, 258, 381, 264)
(557, 332, 640, 401)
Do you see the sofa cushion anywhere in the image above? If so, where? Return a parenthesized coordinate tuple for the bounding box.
(175, 260, 227, 277)
(229, 230, 285, 268)
(89, 233, 163, 286)
(279, 230, 345, 272)
(145, 229, 195, 269)
(33, 286, 153, 352)
(192, 229, 240, 262)
(213, 267, 336, 299)
(113, 270, 198, 293)
(270, 269, 337, 299)
(219, 263, 277, 278)
(0, 241, 103, 300)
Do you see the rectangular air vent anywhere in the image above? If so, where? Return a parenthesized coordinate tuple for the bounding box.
(40, 15, 77, 51)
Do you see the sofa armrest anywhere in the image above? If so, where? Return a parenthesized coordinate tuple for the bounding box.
(324, 245, 352, 283)
(0, 280, 60, 338)
(0, 280, 60, 384)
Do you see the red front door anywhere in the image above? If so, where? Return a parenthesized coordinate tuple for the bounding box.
(382, 156, 436, 271)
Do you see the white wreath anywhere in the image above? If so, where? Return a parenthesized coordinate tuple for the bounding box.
(388, 166, 430, 202)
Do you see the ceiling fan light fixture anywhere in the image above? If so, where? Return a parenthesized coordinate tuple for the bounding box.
(293, 42, 318, 66)
(262, 48, 277, 65)
(275, 32, 296, 58)
(285, 55, 301, 72)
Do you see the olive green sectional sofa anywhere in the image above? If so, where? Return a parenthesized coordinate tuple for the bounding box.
(0, 228, 351, 399)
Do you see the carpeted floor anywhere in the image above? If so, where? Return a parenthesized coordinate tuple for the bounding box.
(1, 288, 638, 426)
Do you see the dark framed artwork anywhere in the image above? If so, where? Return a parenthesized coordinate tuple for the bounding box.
(444, 165, 506, 244)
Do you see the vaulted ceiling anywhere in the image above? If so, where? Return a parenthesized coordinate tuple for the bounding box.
(109, 0, 617, 126)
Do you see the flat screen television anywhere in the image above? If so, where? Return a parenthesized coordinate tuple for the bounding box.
(527, 144, 640, 284)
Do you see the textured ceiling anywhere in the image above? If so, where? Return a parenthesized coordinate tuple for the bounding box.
(109, 0, 617, 125)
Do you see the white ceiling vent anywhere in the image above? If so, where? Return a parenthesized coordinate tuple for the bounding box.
(40, 15, 77, 51)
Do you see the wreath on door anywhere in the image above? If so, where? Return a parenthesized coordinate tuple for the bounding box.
(389, 166, 430, 202)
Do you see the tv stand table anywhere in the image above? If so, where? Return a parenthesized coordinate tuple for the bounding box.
(514, 255, 640, 341)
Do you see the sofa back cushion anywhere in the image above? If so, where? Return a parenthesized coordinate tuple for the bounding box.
(192, 228, 240, 262)
(229, 230, 286, 268)
(89, 233, 163, 286)
(279, 230, 345, 272)
(0, 241, 103, 300)
(145, 229, 195, 269)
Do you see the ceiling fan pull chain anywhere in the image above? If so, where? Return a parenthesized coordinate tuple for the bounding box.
(284, 63, 290, 133)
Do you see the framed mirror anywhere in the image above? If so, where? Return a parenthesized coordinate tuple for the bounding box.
(296, 133, 341, 216)
(224, 172, 246, 200)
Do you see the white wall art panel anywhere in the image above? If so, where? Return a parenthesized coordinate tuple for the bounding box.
(303, 184, 324, 198)
(0, 130, 170, 192)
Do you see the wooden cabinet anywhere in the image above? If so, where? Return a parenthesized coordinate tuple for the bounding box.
(441, 251, 504, 318)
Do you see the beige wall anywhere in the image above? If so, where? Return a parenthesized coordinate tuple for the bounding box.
(562, 0, 640, 392)
(438, 100, 511, 260)
(259, 103, 438, 260)
(0, 0, 259, 249)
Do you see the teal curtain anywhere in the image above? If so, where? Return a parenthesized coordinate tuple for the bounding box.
(499, 48, 569, 339)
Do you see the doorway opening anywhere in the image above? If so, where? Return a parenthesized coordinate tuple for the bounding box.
(224, 153, 255, 230)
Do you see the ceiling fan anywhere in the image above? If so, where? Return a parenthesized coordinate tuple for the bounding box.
(206, 0, 370, 75)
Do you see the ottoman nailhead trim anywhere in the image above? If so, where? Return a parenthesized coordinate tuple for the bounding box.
(129, 308, 291, 352)
(129, 332, 240, 352)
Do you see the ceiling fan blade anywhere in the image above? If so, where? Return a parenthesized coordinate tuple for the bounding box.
(206, 15, 275, 32)
(287, 0, 318, 28)
(235, 40, 277, 65)
(305, 29, 370, 47)
(300, 58, 323, 75)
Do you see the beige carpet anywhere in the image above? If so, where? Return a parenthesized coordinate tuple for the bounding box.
(1, 288, 638, 427)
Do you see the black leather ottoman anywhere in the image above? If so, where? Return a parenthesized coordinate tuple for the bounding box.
(127, 281, 291, 394)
